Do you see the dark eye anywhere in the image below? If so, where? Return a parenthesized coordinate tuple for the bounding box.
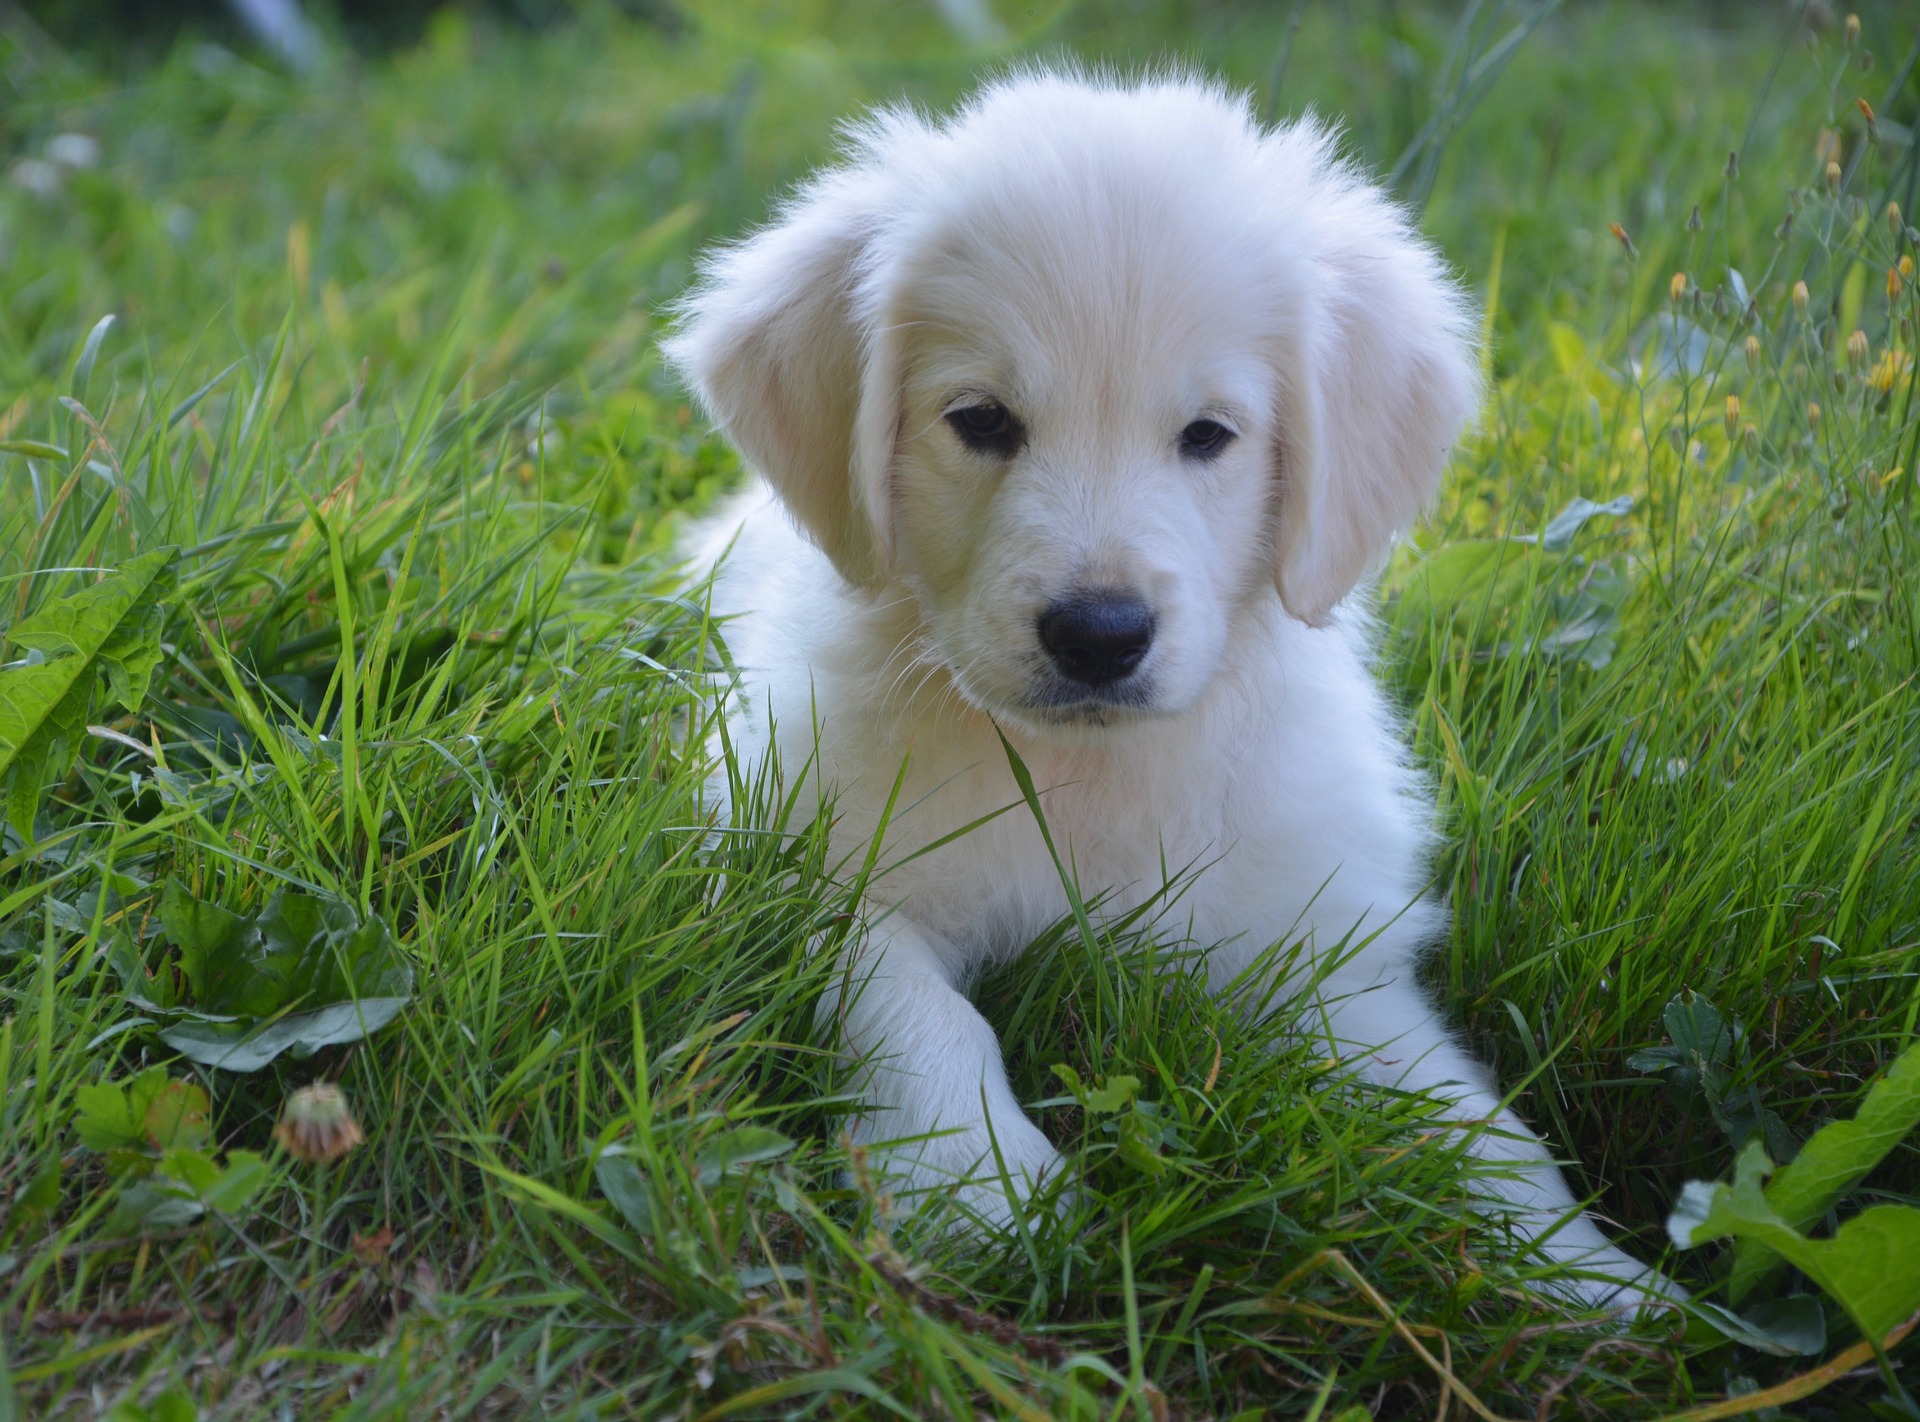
(945, 401, 1024, 457)
(1178, 419, 1235, 460)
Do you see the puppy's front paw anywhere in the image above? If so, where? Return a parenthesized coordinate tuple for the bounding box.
(1534, 1245, 1689, 1323)
(862, 1114, 1066, 1233)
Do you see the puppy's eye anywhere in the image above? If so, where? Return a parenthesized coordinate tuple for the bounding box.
(1178, 419, 1236, 460)
(945, 401, 1024, 457)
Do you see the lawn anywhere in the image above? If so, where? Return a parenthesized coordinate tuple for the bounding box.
(2, 1, 1919, 1417)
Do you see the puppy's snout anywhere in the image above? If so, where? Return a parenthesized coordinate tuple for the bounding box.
(1038, 591, 1154, 688)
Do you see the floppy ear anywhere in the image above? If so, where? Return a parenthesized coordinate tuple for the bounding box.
(1270, 162, 1481, 625)
(662, 169, 903, 589)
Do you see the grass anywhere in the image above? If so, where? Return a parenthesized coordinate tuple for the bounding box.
(2, 1, 1919, 1416)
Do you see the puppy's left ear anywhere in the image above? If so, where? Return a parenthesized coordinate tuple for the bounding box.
(1270, 157, 1481, 625)
(662, 167, 903, 589)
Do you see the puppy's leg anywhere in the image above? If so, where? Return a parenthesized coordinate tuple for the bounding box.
(825, 916, 1062, 1228)
(1309, 974, 1682, 1313)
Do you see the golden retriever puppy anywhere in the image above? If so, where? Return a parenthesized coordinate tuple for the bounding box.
(668, 69, 1674, 1311)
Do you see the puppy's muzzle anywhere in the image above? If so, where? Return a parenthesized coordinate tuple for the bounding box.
(1037, 590, 1154, 688)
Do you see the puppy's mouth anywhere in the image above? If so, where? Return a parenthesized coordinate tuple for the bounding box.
(1018, 669, 1161, 725)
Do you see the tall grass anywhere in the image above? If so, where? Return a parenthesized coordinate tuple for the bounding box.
(1, 3, 1917, 1417)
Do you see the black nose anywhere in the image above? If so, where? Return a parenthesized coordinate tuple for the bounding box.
(1037, 592, 1154, 688)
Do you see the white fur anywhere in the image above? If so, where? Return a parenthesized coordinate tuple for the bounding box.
(667, 71, 1676, 1312)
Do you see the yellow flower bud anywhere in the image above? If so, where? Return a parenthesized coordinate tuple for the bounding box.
(1871, 350, 1912, 395)
(1827, 159, 1843, 191)
(1891, 266, 1906, 301)
(1745, 334, 1763, 363)
(1670, 272, 1688, 303)
(1848, 329, 1871, 367)
(1808, 400, 1823, 426)
(1845, 14, 1861, 45)
(1902, 255, 1915, 280)
(1725, 395, 1740, 437)
(1891, 201, 1905, 235)
(1793, 280, 1810, 315)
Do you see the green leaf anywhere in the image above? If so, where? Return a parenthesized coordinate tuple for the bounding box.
(108, 1385, 199, 1422)
(161, 1148, 269, 1214)
(694, 1125, 793, 1186)
(160, 999, 410, 1072)
(1670, 1140, 1920, 1340)
(73, 1066, 172, 1153)
(1688, 1295, 1828, 1356)
(1538, 495, 1634, 551)
(0, 547, 179, 838)
(0, 440, 68, 462)
(139, 882, 415, 1071)
(1052, 1064, 1141, 1114)
(70, 313, 116, 399)
(141, 1079, 211, 1151)
(594, 1150, 654, 1236)
(159, 878, 255, 1012)
(1731, 1039, 1920, 1301)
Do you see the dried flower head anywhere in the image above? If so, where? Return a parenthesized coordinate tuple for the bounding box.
(1608, 221, 1637, 259)
(1793, 280, 1811, 315)
(1857, 97, 1876, 125)
(1848, 329, 1871, 367)
(275, 1083, 364, 1165)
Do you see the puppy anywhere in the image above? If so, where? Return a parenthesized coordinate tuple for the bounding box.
(667, 70, 1672, 1311)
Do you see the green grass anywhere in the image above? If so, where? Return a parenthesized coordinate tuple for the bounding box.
(3, 1, 1919, 1416)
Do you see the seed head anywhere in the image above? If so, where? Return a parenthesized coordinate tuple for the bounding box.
(1724, 395, 1740, 438)
(1793, 280, 1811, 315)
(1745, 334, 1763, 363)
(1826, 160, 1843, 191)
(275, 1083, 364, 1165)
(1670, 272, 1688, 303)
(1848, 329, 1871, 367)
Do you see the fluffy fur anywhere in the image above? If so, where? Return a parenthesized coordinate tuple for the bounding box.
(667, 70, 1674, 1310)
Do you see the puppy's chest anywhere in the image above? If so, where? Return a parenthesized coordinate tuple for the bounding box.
(861, 733, 1240, 949)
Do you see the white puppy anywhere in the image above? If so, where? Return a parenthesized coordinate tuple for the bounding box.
(667, 70, 1670, 1310)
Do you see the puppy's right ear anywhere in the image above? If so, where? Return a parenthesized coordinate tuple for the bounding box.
(663, 170, 898, 589)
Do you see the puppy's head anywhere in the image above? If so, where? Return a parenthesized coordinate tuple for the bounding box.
(666, 72, 1479, 732)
